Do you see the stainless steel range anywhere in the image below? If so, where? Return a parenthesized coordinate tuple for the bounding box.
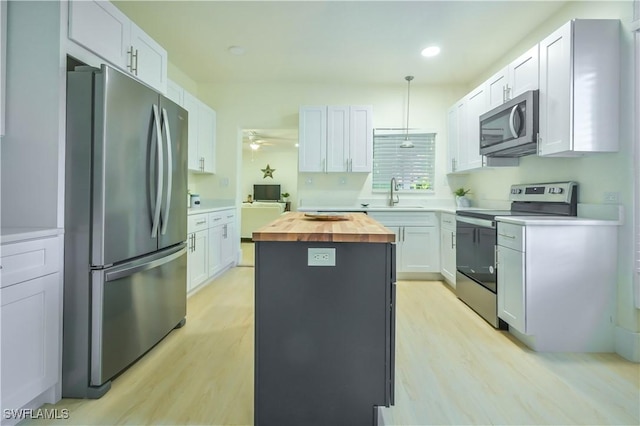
(455, 182, 578, 328)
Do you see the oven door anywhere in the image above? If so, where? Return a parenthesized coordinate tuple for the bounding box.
(456, 216, 497, 292)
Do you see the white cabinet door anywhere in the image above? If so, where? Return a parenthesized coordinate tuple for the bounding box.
(538, 22, 572, 156)
(400, 226, 440, 273)
(461, 85, 486, 171)
(497, 245, 526, 332)
(208, 225, 223, 277)
(486, 67, 508, 110)
(221, 221, 237, 267)
(446, 104, 459, 174)
(68, 0, 130, 70)
(1, 273, 60, 411)
(509, 44, 539, 98)
(183, 91, 200, 171)
(166, 80, 183, 106)
(349, 105, 373, 172)
(440, 214, 456, 286)
(299, 106, 327, 172)
(198, 103, 216, 174)
(326, 106, 349, 172)
(539, 20, 619, 157)
(130, 23, 167, 94)
(188, 230, 209, 292)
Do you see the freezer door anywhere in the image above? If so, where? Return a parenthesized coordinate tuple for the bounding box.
(90, 245, 187, 386)
(91, 65, 162, 266)
(158, 96, 188, 249)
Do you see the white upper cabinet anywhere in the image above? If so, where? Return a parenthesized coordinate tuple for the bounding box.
(299, 105, 373, 173)
(166, 79, 184, 106)
(487, 44, 539, 110)
(446, 102, 460, 174)
(461, 84, 486, 171)
(183, 90, 216, 174)
(538, 19, 620, 156)
(68, 0, 168, 94)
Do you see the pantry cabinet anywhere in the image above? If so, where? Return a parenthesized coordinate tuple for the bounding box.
(440, 213, 456, 287)
(538, 19, 620, 156)
(487, 45, 539, 109)
(68, 0, 167, 93)
(1, 233, 63, 414)
(299, 105, 373, 173)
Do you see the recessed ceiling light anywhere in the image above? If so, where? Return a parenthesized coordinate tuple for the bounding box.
(228, 46, 246, 56)
(421, 46, 441, 58)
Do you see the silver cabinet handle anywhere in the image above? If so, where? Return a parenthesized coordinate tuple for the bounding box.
(213, 217, 222, 222)
(495, 245, 499, 268)
(223, 224, 228, 238)
(502, 86, 506, 103)
(150, 104, 164, 238)
(506, 85, 511, 101)
(451, 232, 455, 249)
(498, 232, 516, 239)
(161, 108, 173, 235)
(196, 220, 206, 225)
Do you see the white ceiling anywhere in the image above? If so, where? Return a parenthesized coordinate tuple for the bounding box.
(113, 0, 568, 86)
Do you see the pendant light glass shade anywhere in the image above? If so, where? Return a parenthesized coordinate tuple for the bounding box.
(400, 75, 415, 148)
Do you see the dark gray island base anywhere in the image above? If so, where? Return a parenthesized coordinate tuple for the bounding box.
(253, 213, 396, 426)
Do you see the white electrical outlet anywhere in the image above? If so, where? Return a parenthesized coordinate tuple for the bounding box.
(307, 248, 336, 266)
(603, 192, 619, 203)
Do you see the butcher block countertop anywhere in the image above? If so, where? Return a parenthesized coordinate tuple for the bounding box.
(252, 212, 395, 243)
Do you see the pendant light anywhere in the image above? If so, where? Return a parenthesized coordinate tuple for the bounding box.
(400, 75, 415, 148)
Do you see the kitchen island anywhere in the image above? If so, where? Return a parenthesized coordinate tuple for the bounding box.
(253, 212, 396, 426)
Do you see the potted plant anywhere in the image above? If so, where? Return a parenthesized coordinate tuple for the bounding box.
(281, 192, 290, 202)
(454, 187, 471, 208)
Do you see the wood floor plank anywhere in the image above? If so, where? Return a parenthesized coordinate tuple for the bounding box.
(26, 262, 639, 425)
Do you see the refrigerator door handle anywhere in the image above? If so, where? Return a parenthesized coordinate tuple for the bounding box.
(105, 246, 187, 282)
(160, 107, 173, 235)
(151, 104, 164, 238)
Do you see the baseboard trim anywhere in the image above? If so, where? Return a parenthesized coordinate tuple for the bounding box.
(615, 325, 640, 362)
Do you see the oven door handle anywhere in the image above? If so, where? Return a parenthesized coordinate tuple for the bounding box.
(455, 215, 496, 229)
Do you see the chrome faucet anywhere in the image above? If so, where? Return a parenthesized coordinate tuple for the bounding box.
(389, 177, 399, 206)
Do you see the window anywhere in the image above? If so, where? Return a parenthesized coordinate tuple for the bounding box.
(372, 130, 436, 192)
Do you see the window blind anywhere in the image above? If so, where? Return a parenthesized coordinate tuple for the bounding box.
(372, 131, 436, 191)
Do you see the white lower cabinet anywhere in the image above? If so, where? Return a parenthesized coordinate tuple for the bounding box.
(496, 220, 618, 352)
(368, 212, 439, 275)
(188, 209, 236, 294)
(440, 213, 456, 286)
(1, 234, 63, 416)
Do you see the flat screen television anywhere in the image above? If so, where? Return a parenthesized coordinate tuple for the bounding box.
(254, 184, 281, 201)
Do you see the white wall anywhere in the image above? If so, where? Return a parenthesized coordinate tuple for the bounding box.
(457, 0, 639, 337)
(191, 82, 467, 207)
(241, 148, 298, 208)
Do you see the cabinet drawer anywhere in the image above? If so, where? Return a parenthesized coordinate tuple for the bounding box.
(188, 214, 209, 233)
(497, 222, 525, 251)
(440, 213, 456, 229)
(369, 211, 437, 227)
(1, 237, 59, 288)
(209, 209, 235, 225)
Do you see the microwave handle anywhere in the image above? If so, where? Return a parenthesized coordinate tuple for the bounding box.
(509, 105, 520, 138)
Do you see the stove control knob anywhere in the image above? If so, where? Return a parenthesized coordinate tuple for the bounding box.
(549, 187, 564, 194)
(511, 188, 522, 194)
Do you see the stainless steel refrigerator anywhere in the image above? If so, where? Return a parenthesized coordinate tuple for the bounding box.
(63, 64, 188, 398)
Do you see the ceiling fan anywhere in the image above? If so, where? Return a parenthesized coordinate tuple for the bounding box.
(243, 130, 298, 150)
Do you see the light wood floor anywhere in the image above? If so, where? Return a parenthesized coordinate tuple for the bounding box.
(30, 266, 639, 425)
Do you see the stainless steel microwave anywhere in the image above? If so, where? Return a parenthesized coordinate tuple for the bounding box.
(479, 90, 539, 157)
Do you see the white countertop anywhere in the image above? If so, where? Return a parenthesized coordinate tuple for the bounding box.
(496, 216, 620, 226)
(1, 227, 64, 244)
(188, 199, 236, 216)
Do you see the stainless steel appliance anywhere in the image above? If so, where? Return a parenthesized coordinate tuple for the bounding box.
(479, 90, 539, 157)
(63, 64, 188, 398)
(455, 182, 577, 328)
